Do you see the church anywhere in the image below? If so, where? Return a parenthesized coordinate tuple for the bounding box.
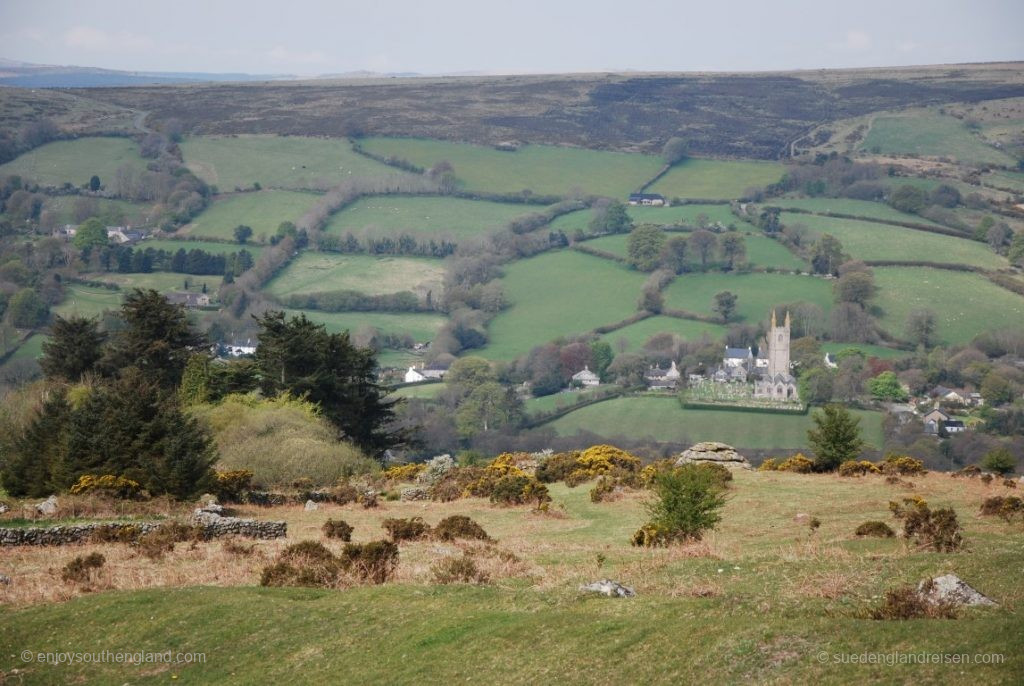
(753, 309, 799, 400)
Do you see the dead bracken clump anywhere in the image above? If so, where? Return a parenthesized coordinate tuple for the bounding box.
(61, 553, 105, 584)
(432, 515, 491, 542)
(951, 465, 982, 479)
(322, 518, 354, 541)
(383, 517, 431, 542)
(339, 540, 399, 584)
(855, 521, 896, 538)
(979, 496, 1024, 522)
(430, 554, 490, 584)
(869, 584, 958, 620)
(222, 541, 257, 557)
(261, 541, 342, 588)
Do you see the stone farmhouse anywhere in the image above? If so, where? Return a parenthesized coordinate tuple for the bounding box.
(645, 361, 681, 390)
(404, 360, 452, 384)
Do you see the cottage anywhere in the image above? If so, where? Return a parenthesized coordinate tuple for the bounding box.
(922, 408, 951, 436)
(404, 367, 427, 383)
(931, 386, 967, 405)
(627, 193, 666, 207)
(165, 292, 210, 308)
(106, 227, 143, 244)
(420, 360, 451, 380)
(645, 361, 681, 390)
(723, 347, 753, 369)
(223, 340, 256, 357)
(572, 366, 600, 387)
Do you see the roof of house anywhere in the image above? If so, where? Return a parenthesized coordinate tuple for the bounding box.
(572, 366, 599, 381)
(924, 408, 951, 420)
(165, 292, 207, 306)
(628, 193, 665, 200)
(724, 347, 752, 359)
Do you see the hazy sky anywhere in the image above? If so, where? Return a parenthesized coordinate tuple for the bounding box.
(1, 0, 1022, 75)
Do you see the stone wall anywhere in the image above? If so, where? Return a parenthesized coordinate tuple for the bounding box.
(0, 516, 287, 547)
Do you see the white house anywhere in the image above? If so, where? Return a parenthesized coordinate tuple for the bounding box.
(572, 366, 600, 387)
(824, 352, 838, 369)
(404, 367, 427, 383)
(627, 193, 666, 206)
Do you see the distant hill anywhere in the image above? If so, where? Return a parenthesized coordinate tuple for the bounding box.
(0, 58, 293, 88)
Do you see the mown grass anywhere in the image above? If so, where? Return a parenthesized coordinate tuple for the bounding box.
(141, 239, 265, 258)
(599, 316, 727, 352)
(771, 197, 945, 227)
(7, 472, 1018, 684)
(662, 272, 833, 324)
(266, 252, 445, 297)
(873, 267, 1024, 345)
(546, 396, 884, 449)
(284, 309, 446, 343)
(0, 137, 145, 187)
(649, 158, 784, 199)
(7, 332, 44, 362)
(180, 135, 401, 191)
(84, 272, 223, 294)
(180, 190, 320, 243)
(479, 251, 649, 360)
(861, 113, 1016, 166)
(359, 137, 662, 197)
(778, 212, 1005, 269)
(324, 195, 529, 239)
(51, 285, 123, 318)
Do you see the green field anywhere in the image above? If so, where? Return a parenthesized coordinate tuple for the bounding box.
(546, 396, 883, 449)
(324, 196, 529, 239)
(778, 212, 1005, 269)
(479, 251, 649, 360)
(85, 272, 223, 294)
(649, 159, 784, 200)
(391, 382, 445, 400)
(360, 137, 662, 197)
(0, 137, 145, 187)
(599, 316, 727, 352)
(820, 342, 910, 360)
(873, 267, 1024, 345)
(266, 253, 445, 298)
(7, 333, 44, 362)
(181, 190, 320, 243)
(42, 196, 154, 227)
(550, 203, 739, 233)
(285, 309, 447, 343)
(524, 386, 615, 414)
(141, 239, 265, 258)
(663, 272, 833, 323)
(861, 114, 1016, 166)
(983, 170, 1024, 192)
(52, 285, 123, 318)
(581, 232, 803, 271)
(771, 197, 945, 227)
(180, 135, 401, 191)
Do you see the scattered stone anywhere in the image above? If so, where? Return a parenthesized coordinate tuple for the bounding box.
(579, 579, 635, 598)
(400, 487, 428, 502)
(1, 518, 286, 546)
(304, 500, 318, 512)
(676, 442, 752, 470)
(918, 574, 996, 607)
(35, 495, 58, 516)
(0, 574, 10, 585)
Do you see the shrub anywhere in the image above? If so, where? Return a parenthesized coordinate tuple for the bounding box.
(359, 492, 379, 509)
(757, 458, 778, 471)
(323, 519, 354, 541)
(981, 473, 993, 485)
(329, 481, 360, 505)
(634, 464, 726, 545)
(631, 522, 674, 547)
(89, 524, 141, 544)
(487, 452, 535, 476)
(640, 459, 676, 485)
(590, 476, 618, 503)
(869, 585, 957, 620)
(564, 469, 593, 487)
(431, 554, 489, 584)
(383, 463, 425, 482)
(261, 541, 344, 589)
(416, 454, 457, 484)
(839, 460, 881, 477)
(383, 517, 431, 542)
(1004, 479, 1018, 489)
(61, 553, 106, 583)
(69, 474, 143, 499)
(951, 465, 981, 478)
(339, 540, 399, 584)
(428, 478, 464, 502)
(696, 463, 733, 487)
(855, 521, 895, 538)
(577, 444, 642, 476)
(776, 454, 815, 473)
(878, 455, 926, 476)
(535, 451, 582, 483)
(213, 470, 253, 502)
(433, 515, 491, 542)
(981, 448, 1016, 476)
(890, 497, 963, 552)
(489, 475, 550, 507)
(980, 495, 1024, 522)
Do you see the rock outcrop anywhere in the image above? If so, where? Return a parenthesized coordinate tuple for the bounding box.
(918, 574, 996, 607)
(579, 579, 636, 598)
(675, 442, 752, 470)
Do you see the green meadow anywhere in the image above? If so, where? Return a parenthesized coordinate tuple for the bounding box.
(181, 190, 320, 242)
(141, 239, 265, 258)
(324, 195, 528, 239)
(649, 158, 784, 200)
(778, 212, 1005, 269)
(771, 197, 945, 227)
(600, 316, 727, 352)
(0, 137, 145, 187)
(663, 272, 833, 323)
(550, 203, 739, 233)
(180, 135, 401, 190)
(861, 114, 1016, 166)
(42, 196, 153, 227)
(360, 137, 662, 197)
(285, 309, 447, 343)
(479, 251, 649, 360)
(84, 272, 223, 294)
(873, 267, 1024, 345)
(52, 285, 124, 318)
(266, 253, 445, 297)
(581, 232, 803, 270)
(391, 382, 445, 400)
(524, 385, 615, 414)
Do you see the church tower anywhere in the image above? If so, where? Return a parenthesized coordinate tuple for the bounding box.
(767, 309, 791, 377)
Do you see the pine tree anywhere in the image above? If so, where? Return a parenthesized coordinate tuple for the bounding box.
(1, 388, 71, 497)
(40, 315, 106, 381)
(179, 354, 211, 405)
(807, 404, 865, 471)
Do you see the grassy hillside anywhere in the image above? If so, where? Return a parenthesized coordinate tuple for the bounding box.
(600, 316, 727, 352)
(324, 195, 528, 239)
(180, 135, 401, 190)
(52, 285, 123, 318)
(360, 138, 662, 197)
(479, 251, 649, 360)
(546, 396, 884, 449)
(662, 272, 833, 323)
(861, 113, 1016, 166)
(550, 204, 739, 233)
(771, 197, 945, 227)
(583, 232, 805, 271)
(873, 267, 1024, 345)
(180, 190, 320, 242)
(266, 253, 444, 298)
(286, 309, 446, 343)
(778, 212, 1005, 269)
(0, 137, 145, 187)
(649, 159, 784, 199)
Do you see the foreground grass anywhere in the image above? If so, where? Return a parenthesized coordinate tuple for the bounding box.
(3, 474, 1021, 684)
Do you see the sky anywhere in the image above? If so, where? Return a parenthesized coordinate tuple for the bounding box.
(1, 0, 1022, 75)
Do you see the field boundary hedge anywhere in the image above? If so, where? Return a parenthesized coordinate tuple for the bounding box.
(772, 206, 976, 240)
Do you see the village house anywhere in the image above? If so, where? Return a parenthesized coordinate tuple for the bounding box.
(723, 347, 753, 368)
(404, 367, 427, 383)
(930, 386, 968, 406)
(824, 352, 838, 369)
(645, 361, 681, 390)
(106, 227, 144, 244)
(627, 193, 666, 207)
(165, 292, 210, 308)
(404, 360, 451, 383)
(571, 366, 600, 387)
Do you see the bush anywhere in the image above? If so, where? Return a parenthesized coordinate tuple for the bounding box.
(889, 497, 963, 552)
(776, 454, 815, 473)
(213, 470, 253, 502)
(696, 463, 733, 487)
(339, 540, 399, 584)
(981, 448, 1017, 476)
(489, 475, 550, 507)
(855, 521, 895, 538)
(757, 458, 778, 471)
(433, 515, 491, 542)
(634, 464, 726, 545)
(590, 476, 618, 503)
(329, 481, 360, 505)
(839, 460, 881, 477)
(535, 451, 582, 483)
(980, 495, 1024, 522)
(61, 553, 105, 583)
(69, 474, 143, 499)
(383, 517, 431, 542)
(89, 524, 142, 544)
(869, 585, 957, 620)
(577, 444, 642, 476)
(951, 465, 981, 478)
(323, 519, 354, 541)
(878, 455, 926, 476)
(630, 523, 673, 547)
(431, 554, 489, 584)
(383, 463, 425, 482)
(261, 541, 343, 588)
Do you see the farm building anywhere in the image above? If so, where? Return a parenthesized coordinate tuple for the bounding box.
(571, 366, 600, 387)
(645, 361, 681, 390)
(627, 193, 666, 206)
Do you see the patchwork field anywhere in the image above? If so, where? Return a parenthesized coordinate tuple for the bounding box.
(819, 342, 910, 361)
(42, 196, 153, 227)
(778, 212, 1005, 269)
(873, 267, 1024, 345)
(141, 239, 265, 258)
(266, 253, 445, 297)
(52, 284, 123, 318)
(324, 196, 528, 239)
(546, 396, 884, 449)
(85, 272, 223, 294)
(180, 190, 320, 243)
(581, 232, 804, 271)
(982, 169, 1024, 192)
(860, 113, 1016, 166)
(180, 135, 401, 190)
(648, 159, 784, 200)
(391, 382, 445, 400)
(599, 316, 727, 352)
(550, 203, 739, 233)
(524, 385, 615, 414)
(771, 197, 945, 227)
(286, 309, 447, 343)
(359, 137, 662, 197)
(0, 136, 146, 187)
(663, 272, 833, 323)
(479, 251, 649, 360)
